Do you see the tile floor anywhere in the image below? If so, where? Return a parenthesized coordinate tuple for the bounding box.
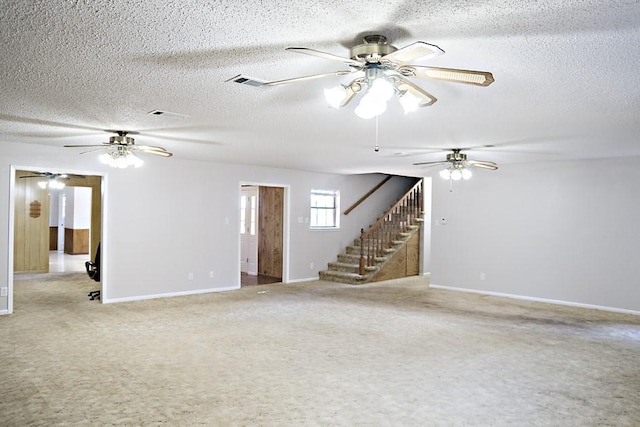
(49, 251, 89, 273)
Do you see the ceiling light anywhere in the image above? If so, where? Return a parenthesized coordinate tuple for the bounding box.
(325, 65, 425, 119)
(440, 164, 472, 181)
(368, 77, 395, 101)
(324, 85, 349, 108)
(100, 147, 144, 169)
(354, 92, 388, 119)
(398, 91, 422, 114)
(38, 179, 65, 190)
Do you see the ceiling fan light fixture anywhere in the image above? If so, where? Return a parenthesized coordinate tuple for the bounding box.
(440, 164, 472, 181)
(354, 92, 387, 119)
(100, 148, 144, 169)
(38, 179, 65, 189)
(368, 77, 395, 102)
(450, 169, 463, 181)
(399, 90, 422, 114)
(324, 85, 349, 109)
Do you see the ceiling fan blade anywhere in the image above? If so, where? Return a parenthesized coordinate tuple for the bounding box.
(63, 143, 109, 148)
(407, 66, 495, 87)
(135, 146, 173, 157)
(80, 147, 108, 154)
(393, 74, 438, 106)
(265, 70, 356, 86)
(285, 47, 363, 67)
(412, 160, 448, 166)
(382, 41, 444, 65)
(468, 160, 499, 170)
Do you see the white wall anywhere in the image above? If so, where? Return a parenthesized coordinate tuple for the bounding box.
(1, 140, 415, 311)
(65, 187, 91, 229)
(430, 156, 640, 313)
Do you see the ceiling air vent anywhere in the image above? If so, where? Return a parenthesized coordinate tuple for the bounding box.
(147, 110, 189, 119)
(226, 74, 268, 87)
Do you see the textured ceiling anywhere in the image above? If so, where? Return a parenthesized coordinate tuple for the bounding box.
(1, 0, 639, 176)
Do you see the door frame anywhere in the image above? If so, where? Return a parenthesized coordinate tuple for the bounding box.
(7, 165, 108, 314)
(238, 181, 290, 284)
(240, 185, 259, 275)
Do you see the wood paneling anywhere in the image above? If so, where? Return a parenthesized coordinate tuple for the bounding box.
(371, 231, 420, 283)
(49, 226, 58, 250)
(13, 171, 102, 273)
(14, 170, 50, 273)
(64, 175, 101, 259)
(64, 228, 90, 255)
(258, 186, 284, 279)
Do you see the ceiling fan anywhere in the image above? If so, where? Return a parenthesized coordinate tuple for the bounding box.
(413, 148, 498, 180)
(19, 172, 86, 189)
(64, 131, 173, 168)
(228, 35, 494, 118)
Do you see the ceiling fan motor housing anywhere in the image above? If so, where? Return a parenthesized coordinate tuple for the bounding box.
(350, 35, 397, 62)
(109, 135, 135, 145)
(447, 151, 467, 162)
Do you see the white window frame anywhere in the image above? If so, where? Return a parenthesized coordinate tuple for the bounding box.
(310, 189, 340, 229)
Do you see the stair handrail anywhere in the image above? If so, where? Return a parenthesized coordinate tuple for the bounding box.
(343, 175, 392, 215)
(359, 179, 423, 275)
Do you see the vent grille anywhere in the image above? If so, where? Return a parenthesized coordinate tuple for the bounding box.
(147, 110, 189, 119)
(226, 74, 267, 87)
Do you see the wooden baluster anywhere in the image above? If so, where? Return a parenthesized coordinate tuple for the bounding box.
(359, 228, 365, 276)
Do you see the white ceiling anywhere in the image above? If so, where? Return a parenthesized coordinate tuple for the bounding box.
(2, 1, 639, 176)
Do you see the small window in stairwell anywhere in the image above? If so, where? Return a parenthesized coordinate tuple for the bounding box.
(310, 189, 340, 229)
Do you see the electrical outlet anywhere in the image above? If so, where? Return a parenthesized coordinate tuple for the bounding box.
(188, 273, 194, 280)
(309, 262, 314, 270)
(209, 271, 214, 278)
(480, 273, 486, 281)
(0, 287, 7, 297)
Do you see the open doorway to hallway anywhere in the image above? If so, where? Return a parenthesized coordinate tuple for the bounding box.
(10, 167, 103, 313)
(48, 186, 92, 273)
(239, 184, 285, 287)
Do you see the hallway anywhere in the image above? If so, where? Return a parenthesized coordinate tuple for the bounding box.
(49, 251, 88, 273)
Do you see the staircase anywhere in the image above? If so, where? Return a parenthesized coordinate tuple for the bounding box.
(319, 179, 424, 285)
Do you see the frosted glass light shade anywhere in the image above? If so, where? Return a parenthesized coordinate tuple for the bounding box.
(399, 91, 422, 114)
(369, 77, 395, 101)
(355, 92, 387, 119)
(324, 85, 348, 109)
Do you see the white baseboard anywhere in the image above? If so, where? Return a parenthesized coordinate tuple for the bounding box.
(0, 309, 9, 316)
(429, 284, 640, 316)
(102, 285, 240, 304)
(286, 276, 319, 284)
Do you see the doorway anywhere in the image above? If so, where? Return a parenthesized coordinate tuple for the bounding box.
(239, 184, 286, 287)
(9, 167, 104, 313)
(48, 186, 92, 273)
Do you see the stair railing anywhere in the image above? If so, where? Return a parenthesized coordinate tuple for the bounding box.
(359, 179, 423, 276)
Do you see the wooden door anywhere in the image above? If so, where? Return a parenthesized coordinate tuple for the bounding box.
(257, 186, 283, 279)
(14, 170, 50, 273)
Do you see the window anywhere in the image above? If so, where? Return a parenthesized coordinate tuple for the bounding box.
(310, 189, 340, 229)
(240, 194, 257, 235)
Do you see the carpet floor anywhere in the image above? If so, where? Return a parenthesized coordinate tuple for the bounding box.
(1, 273, 639, 426)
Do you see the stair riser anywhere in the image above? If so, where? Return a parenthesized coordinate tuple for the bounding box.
(318, 272, 368, 285)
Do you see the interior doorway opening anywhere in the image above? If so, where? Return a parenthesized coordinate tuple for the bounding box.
(239, 184, 286, 287)
(9, 167, 104, 314)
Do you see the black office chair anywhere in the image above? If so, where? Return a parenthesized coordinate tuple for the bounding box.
(86, 242, 101, 300)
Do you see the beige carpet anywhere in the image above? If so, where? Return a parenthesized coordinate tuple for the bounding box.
(1, 273, 639, 426)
